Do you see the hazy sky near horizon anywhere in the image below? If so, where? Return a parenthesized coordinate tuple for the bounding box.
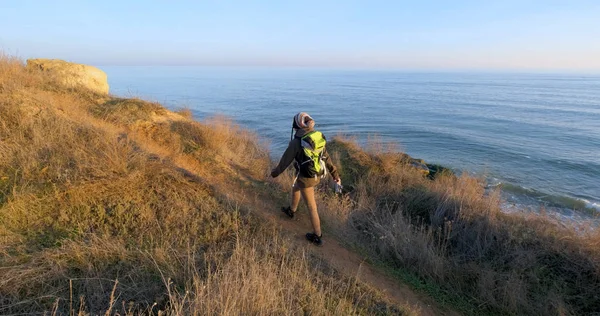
(1, 0, 599, 70)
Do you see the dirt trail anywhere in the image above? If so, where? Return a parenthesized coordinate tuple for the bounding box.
(211, 177, 461, 316)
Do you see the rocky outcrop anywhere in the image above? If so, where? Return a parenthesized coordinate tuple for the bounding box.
(26, 59, 109, 94)
(399, 153, 455, 179)
(425, 163, 454, 179)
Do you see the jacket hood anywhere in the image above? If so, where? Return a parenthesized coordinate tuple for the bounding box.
(294, 127, 314, 138)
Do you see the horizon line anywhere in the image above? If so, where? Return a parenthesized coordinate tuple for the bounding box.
(92, 63, 600, 74)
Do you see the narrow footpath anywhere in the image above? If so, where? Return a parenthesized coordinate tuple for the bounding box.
(206, 173, 461, 316)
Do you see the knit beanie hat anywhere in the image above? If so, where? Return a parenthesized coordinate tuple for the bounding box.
(293, 112, 315, 129)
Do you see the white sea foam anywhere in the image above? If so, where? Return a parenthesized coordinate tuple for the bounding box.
(582, 199, 600, 212)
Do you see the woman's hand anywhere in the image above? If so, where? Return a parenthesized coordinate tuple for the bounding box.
(333, 177, 343, 194)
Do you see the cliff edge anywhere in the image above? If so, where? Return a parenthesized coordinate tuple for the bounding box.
(26, 58, 109, 94)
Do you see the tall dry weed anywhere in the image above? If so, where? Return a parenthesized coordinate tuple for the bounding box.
(322, 136, 600, 315)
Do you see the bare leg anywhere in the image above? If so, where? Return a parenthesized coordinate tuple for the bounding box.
(300, 186, 321, 236)
(290, 185, 301, 213)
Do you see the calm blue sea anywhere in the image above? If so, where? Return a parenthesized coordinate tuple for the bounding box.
(103, 66, 600, 222)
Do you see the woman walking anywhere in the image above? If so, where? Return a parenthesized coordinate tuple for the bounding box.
(271, 112, 341, 246)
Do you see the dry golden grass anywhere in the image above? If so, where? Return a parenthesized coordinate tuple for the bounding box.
(8, 51, 599, 315)
(164, 226, 404, 315)
(91, 97, 167, 124)
(319, 136, 600, 315)
(175, 108, 193, 119)
(0, 55, 406, 315)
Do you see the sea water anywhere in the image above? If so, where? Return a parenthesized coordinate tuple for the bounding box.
(103, 66, 600, 223)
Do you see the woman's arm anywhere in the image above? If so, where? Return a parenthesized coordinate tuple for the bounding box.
(271, 139, 298, 177)
(322, 147, 340, 181)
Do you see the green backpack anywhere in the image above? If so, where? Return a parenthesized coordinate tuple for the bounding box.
(299, 131, 327, 178)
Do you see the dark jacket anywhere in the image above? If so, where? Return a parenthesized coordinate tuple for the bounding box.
(272, 130, 340, 188)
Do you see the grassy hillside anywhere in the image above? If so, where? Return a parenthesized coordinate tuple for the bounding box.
(0, 55, 409, 315)
(2, 54, 599, 316)
(316, 139, 600, 315)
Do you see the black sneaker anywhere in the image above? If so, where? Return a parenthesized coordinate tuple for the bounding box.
(305, 233, 323, 246)
(281, 206, 295, 219)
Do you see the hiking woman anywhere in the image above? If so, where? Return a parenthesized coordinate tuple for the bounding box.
(270, 112, 341, 246)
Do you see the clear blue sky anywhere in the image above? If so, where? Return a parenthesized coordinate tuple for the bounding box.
(1, 0, 599, 69)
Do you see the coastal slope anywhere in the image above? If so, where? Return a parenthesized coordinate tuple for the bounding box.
(0, 56, 419, 315)
(1, 56, 599, 315)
